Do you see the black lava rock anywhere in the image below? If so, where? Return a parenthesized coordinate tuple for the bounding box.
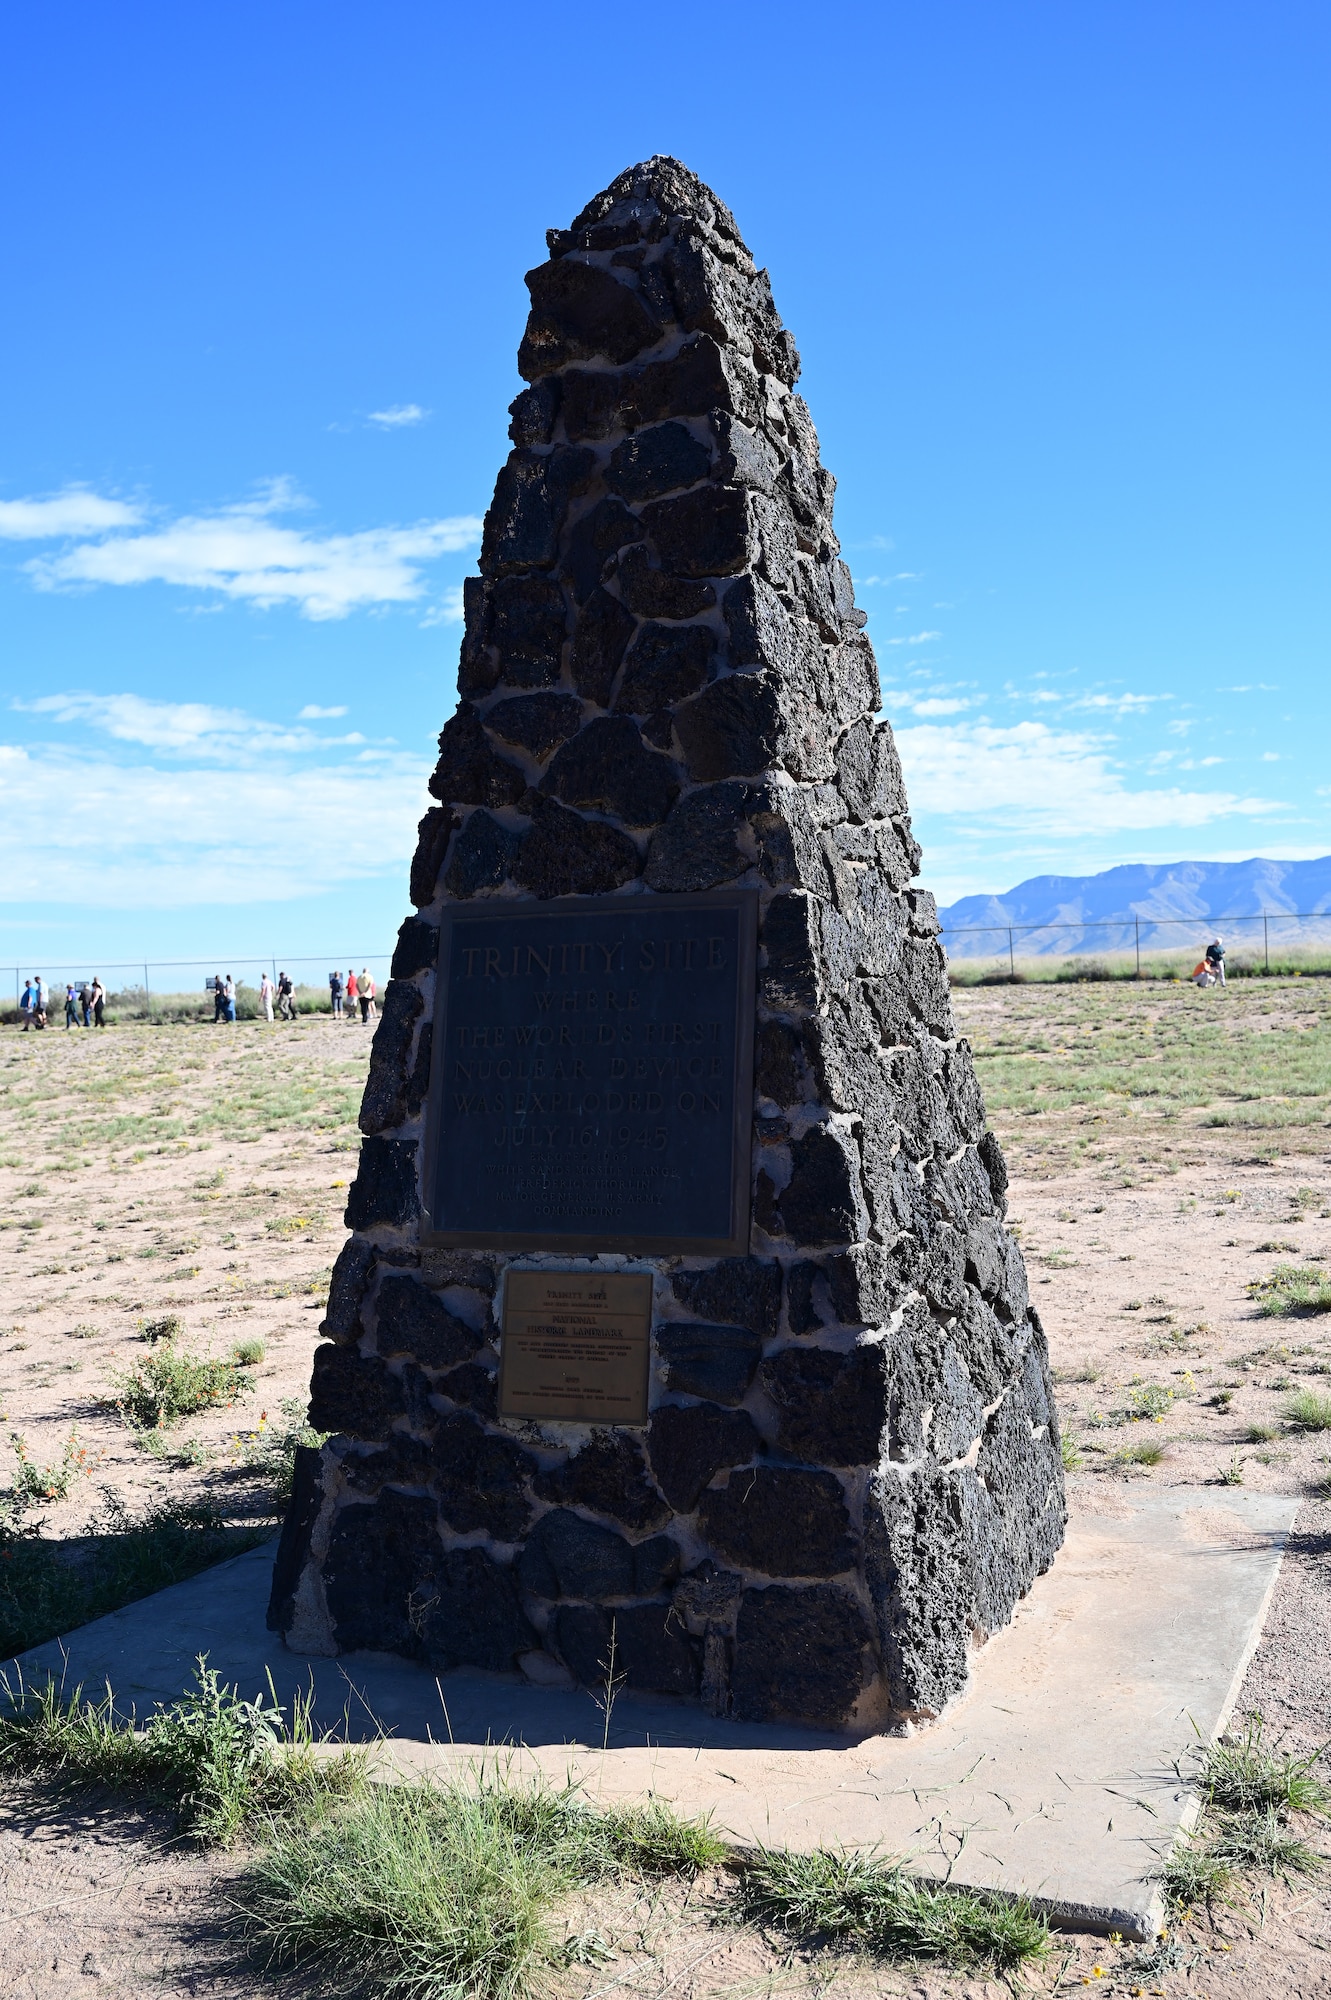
(390, 917, 440, 979)
(647, 1402, 760, 1511)
(484, 692, 584, 759)
(417, 1546, 536, 1673)
(518, 1507, 636, 1600)
(481, 447, 594, 576)
(432, 1411, 534, 1543)
(489, 573, 568, 688)
(570, 587, 635, 706)
(654, 1322, 762, 1406)
(541, 715, 679, 827)
(640, 485, 751, 577)
(534, 1431, 669, 1533)
(437, 1360, 498, 1420)
(674, 671, 782, 782)
(671, 1257, 781, 1340)
(358, 980, 424, 1136)
(560, 334, 732, 442)
(321, 1237, 375, 1343)
(784, 1260, 823, 1336)
(444, 810, 522, 899)
(562, 496, 642, 603)
(266, 1443, 323, 1633)
(322, 1488, 440, 1655)
(614, 622, 715, 715)
(554, 1602, 698, 1697)
(697, 1467, 853, 1577)
(643, 781, 752, 893)
(615, 545, 717, 619)
(730, 1583, 872, 1726)
(777, 1127, 870, 1247)
(605, 420, 712, 501)
(430, 705, 526, 809)
(307, 1346, 407, 1440)
(373, 1276, 481, 1371)
(514, 796, 641, 898)
(409, 805, 456, 908)
(519, 258, 665, 379)
(760, 1344, 887, 1466)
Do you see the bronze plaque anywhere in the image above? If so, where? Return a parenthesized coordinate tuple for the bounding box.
(422, 888, 757, 1254)
(498, 1269, 652, 1424)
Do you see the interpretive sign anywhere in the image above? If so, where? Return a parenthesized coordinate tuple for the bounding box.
(498, 1269, 652, 1423)
(423, 889, 756, 1253)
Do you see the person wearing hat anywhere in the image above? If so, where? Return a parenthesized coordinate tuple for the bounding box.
(1205, 936, 1227, 987)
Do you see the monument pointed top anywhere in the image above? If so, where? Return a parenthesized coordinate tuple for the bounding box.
(563, 156, 747, 254)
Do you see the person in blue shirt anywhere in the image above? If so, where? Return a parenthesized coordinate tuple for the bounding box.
(18, 980, 34, 1031)
(64, 984, 79, 1029)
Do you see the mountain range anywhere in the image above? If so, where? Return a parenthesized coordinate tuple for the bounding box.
(937, 857, 1331, 958)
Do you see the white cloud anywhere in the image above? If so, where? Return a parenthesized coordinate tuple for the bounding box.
(1262, 751, 1280, 761)
(894, 718, 1281, 838)
(368, 404, 428, 428)
(0, 742, 427, 906)
(420, 584, 467, 628)
(1074, 691, 1172, 715)
(16, 690, 375, 762)
(6, 477, 481, 621)
(298, 704, 349, 719)
(885, 630, 942, 647)
(0, 489, 144, 539)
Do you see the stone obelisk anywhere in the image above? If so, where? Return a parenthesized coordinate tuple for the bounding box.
(269, 158, 1066, 1732)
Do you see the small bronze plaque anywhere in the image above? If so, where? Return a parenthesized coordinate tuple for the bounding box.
(422, 888, 757, 1254)
(498, 1269, 652, 1424)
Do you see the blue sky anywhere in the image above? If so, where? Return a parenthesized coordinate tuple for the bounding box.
(2, 0, 1327, 973)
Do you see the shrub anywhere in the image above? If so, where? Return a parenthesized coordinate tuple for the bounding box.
(109, 1346, 254, 1429)
(1284, 1389, 1331, 1431)
(232, 1339, 266, 1367)
(1249, 1265, 1331, 1318)
(8, 1428, 90, 1505)
(735, 1846, 1049, 1970)
(233, 1400, 329, 1507)
(139, 1313, 184, 1343)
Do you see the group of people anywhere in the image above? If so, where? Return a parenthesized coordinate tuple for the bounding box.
(19, 976, 105, 1030)
(328, 968, 378, 1024)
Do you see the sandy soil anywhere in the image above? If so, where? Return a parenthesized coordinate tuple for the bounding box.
(2, 989, 1329, 1997)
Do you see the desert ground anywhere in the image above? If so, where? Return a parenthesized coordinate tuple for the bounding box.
(2, 976, 1329, 1997)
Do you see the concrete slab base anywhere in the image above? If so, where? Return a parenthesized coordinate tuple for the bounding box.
(5, 1486, 1295, 1941)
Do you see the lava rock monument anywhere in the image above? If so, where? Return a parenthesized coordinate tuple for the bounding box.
(270, 157, 1066, 1732)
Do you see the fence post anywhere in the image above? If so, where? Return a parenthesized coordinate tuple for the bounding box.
(1008, 928, 1015, 980)
(144, 964, 152, 1019)
(1135, 916, 1140, 979)
(1263, 911, 1269, 974)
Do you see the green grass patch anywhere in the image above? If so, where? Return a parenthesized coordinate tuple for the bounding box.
(1249, 1264, 1331, 1318)
(1284, 1388, 1331, 1431)
(0, 1658, 365, 1848)
(735, 1846, 1048, 1971)
(1203, 1714, 1330, 1816)
(108, 1344, 254, 1429)
(1115, 1438, 1167, 1466)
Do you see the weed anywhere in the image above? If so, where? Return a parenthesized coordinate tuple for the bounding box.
(1059, 1431, 1083, 1470)
(243, 1774, 723, 1999)
(0, 1659, 364, 1847)
(138, 1312, 183, 1343)
(1053, 1364, 1100, 1384)
(1160, 1830, 1233, 1908)
(1285, 1388, 1331, 1431)
(266, 1216, 315, 1237)
(8, 1428, 91, 1504)
(1127, 1381, 1174, 1421)
(69, 1322, 99, 1340)
(1219, 1455, 1246, 1486)
(1116, 1439, 1167, 1467)
(1210, 1808, 1323, 1880)
(735, 1847, 1049, 1970)
(1243, 1423, 1279, 1443)
(1211, 1389, 1235, 1411)
(109, 1345, 253, 1429)
(232, 1400, 329, 1506)
(1250, 1264, 1331, 1317)
(1204, 1715, 1330, 1816)
(232, 1338, 266, 1367)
